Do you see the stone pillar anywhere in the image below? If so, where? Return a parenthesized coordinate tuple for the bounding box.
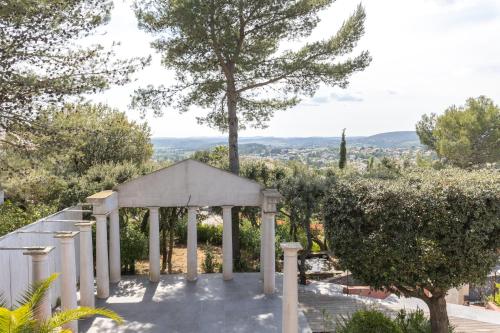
(95, 214, 110, 298)
(187, 206, 198, 281)
(262, 189, 282, 295)
(149, 207, 160, 283)
(109, 209, 121, 283)
(281, 242, 302, 333)
(75, 221, 95, 308)
(23, 247, 54, 323)
(263, 211, 276, 294)
(260, 210, 265, 279)
(55, 232, 79, 333)
(222, 206, 233, 280)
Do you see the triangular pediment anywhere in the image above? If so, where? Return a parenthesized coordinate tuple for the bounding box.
(115, 159, 263, 207)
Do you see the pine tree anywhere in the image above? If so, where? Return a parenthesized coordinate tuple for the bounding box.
(339, 129, 347, 169)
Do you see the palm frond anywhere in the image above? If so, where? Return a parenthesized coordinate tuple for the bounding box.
(44, 307, 123, 330)
(16, 273, 59, 314)
(0, 292, 8, 308)
(0, 308, 14, 333)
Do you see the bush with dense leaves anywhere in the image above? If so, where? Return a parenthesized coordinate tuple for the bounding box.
(120, 217, 148, 274)
(324, 168, 500, 333)
(336, 309, 401, 333)
(335, 309, 454, 333)
(0, 201, 56, 237)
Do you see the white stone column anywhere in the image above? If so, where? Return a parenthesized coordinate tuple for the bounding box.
(55, 232, 79, 333)
(260, 210, 265, 279)
(75, 221, 95, 308)
(187, 206, 198, 281)
(262, 189, 282, 295)
(23, 247, 54, 323)
(263, 211, 276, 294)
(281, 242, 302, 333)
(95, 214, 110, 298)
(149, 207, 160, 283)
(222, 206, 233, 280)
(109, 209, 121, 283)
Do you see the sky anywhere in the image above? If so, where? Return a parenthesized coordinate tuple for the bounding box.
(90, 0, 500, 138)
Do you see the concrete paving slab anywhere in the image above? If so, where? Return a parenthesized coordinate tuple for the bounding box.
(80, 273, 311, 333)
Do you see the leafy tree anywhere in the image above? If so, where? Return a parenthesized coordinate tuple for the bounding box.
(415, 113, 437, 150)
(1, 104, 155, 207)
(416, 96, 500, 167)
(0, 0, 147, 144)
(324, 169, 500, 333)
(2, 103, 153, 175)
(0, 200, 55, 237)
(132, 0, 371, 175)
(133, 0, 370, 261)
(339, 128, 347, 169)
(278, 164, 326, 284)
(0, 273, 123, 332)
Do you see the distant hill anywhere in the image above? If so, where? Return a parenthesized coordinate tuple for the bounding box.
(353, 131, 421, 148)
(152, 131, 421, 152)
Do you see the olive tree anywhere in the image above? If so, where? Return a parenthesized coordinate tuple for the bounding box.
(324, 169, 500, 333)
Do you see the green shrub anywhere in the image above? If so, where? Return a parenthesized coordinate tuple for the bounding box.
(395, 309, 431, 333)
(488, 283, 500, 306)
(336, 309, 401, 333)
(175, 217, 188, 244)
(202, 243, 218, 273)
(240, 220, 260, 259)
(0, 201, 56, 237)
(335, 309, 454, 333)
(121, 218, 148, 274)
(325, 168, 500, 332)
(198, 224, 223, 246)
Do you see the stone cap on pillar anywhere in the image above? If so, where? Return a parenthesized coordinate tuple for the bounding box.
(86, 190, 118, 215)
(262, 189, 282, 213)
(280, 242, 303, 254)
(54, 231, 79, 239)
(23, 246, 55, 256)
(74, 221, 96, 229)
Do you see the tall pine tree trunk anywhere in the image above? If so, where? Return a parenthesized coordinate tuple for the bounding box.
(426, 295, 450, 333)
(227, 74, 241, 267)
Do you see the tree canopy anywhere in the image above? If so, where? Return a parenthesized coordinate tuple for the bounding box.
(416, 96, 500, 167)
(0, 103, 154, 207)
(324, 169, 500, 333)
(133, 0, 371, 173)
(0, 0, 147, 144)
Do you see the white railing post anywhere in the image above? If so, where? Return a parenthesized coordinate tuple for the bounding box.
(281, 242, 302, 333)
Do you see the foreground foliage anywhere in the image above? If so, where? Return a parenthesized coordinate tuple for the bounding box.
(0, 274, 122, 333)
(325, 168, 500, 333)
(335, 309, 453, 333)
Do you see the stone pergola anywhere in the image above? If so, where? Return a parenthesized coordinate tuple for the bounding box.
(86, 159, 282, 300)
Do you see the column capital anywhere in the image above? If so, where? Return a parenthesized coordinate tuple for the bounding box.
(262, 189, 282, 213)
(148, 206, 160, 211)
(54, 231, 79, 240)
(221, 205, 233, 210)
(23, 246, 54, 257)
(75, 221, 95, 231)
(187, 206, 198, 212)
(280, 242, 303, 256)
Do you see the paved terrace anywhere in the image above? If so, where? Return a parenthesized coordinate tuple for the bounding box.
(80, 273, 311, 333)
(299, 281, 500, 333)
